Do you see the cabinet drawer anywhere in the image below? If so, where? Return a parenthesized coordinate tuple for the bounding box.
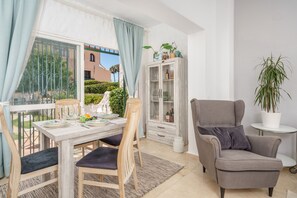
(147, 123, 176, 135)
(147, 130, 175, 145)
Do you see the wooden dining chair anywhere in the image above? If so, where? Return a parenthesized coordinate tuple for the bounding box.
(0, 106, 58, 198)
(55, 99, 97, 156)
(76, 98, 141, 198)
(99, 98, 143, 166)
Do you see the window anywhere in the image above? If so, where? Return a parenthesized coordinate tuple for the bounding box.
(84, 70, 91, 80)
(90, 53, 95, 62)
(12, 37, 78, 105)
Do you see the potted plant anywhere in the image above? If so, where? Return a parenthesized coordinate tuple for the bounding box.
(161, 42, 177, 58)
(143, 45, 160, 61)
(254, 55, 292, 128)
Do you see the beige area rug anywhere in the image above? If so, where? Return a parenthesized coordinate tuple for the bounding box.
(0, 153, 183, 198)
(287, 190, 297, 198)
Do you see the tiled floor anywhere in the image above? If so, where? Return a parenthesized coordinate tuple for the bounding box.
(141, 139, 297, 198)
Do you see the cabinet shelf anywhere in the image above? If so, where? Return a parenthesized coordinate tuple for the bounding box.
(163, 79, 174, 82)
(163, 100, 174, 103)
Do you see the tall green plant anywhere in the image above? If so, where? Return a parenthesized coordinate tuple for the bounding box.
(254, 55, 291, 113)
(109, 88, 128, 117)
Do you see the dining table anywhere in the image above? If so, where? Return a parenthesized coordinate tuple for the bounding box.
(32, 118, 126, 198)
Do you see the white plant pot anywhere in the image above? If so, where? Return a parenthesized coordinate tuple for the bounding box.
(261, 111, 281, 128)
(173, 136, 184, 153)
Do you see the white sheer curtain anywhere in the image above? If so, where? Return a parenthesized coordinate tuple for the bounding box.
(0, 0, 43, 178)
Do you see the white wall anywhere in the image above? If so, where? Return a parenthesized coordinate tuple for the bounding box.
(235, 0, 297, 159)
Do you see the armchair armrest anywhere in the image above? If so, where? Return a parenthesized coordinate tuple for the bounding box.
(246, 135, 281, 158)
(199, 134, 222, 158)
(196, 134, 222, 182)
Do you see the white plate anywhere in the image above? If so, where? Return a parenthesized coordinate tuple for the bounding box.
(85, 119, 108, 127)
(98, 113, 119, 119)
(43, 120, 69, 128)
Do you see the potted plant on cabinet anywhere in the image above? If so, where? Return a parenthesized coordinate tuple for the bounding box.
(161, 42, 177, 59)
(254, 54, 292, 128)
(143, 45, 159, 61)
(143, 42, 182, 61)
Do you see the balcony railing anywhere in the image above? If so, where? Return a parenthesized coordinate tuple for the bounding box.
(10, 104, 55, 157)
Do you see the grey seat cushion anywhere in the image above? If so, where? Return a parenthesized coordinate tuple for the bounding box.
(76, 147, 118, 170)
(216, 150, 283, 172)
(100, 134, 122, 146)
(21, 147, 58, 174)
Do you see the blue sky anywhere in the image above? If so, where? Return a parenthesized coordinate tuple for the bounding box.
(100, 53, 120, 82)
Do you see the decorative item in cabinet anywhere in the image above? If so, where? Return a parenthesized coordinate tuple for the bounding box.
(146, 58, 187, 150)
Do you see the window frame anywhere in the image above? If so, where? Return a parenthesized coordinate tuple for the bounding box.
(10, 33, 85, 112)
(90, 53, 95, 62)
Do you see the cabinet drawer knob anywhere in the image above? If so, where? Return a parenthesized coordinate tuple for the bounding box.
(157, 126, 165, 129)
(157, 134, 165, 137)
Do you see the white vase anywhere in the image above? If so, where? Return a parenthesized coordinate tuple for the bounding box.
(261, 111, 281, 128)
(173, 136, 184, 153)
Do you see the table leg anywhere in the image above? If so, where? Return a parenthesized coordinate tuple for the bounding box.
(59, 140, 74, 198)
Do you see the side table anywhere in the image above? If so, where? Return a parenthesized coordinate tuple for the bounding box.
(251, 123, 297, 173)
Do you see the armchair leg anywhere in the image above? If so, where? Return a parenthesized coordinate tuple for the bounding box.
(203, 166, 206, 173)
(268, 187, 273, 197)
(220, 187, 225, 198)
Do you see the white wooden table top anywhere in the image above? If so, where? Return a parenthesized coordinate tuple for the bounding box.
(251, 123, 297, 134)
(32, 118, 127, 142)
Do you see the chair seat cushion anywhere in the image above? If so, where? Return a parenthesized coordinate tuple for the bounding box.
(76, 147, 118, 170)
(21, 147, 58, 174)
(216, 150, 283, 172)
(100, 134, 122, 146)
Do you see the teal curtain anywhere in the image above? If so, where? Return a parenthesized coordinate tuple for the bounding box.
(0, 0, 40, 178)
(113, 18, 144, 97)
(113, 18, 144, 137)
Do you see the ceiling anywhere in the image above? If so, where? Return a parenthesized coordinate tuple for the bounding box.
(59, 0, 202, 34)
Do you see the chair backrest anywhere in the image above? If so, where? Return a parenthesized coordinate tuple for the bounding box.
(117, 98, 141, 182)
(55, 99, 81, 119)
(0, 106, 21, 196)
(191, 99, 245, 128)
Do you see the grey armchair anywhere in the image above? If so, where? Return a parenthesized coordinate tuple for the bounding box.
(190, 99, 283, 198)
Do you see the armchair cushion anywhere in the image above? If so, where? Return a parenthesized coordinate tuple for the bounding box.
(198, 125, 251, 151)
(225, 125, 251, 151)
(198, 126, 231, 149)
(216, 150, 283, 171)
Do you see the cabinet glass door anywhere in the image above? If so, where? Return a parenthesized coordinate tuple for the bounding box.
(149, 66, 160, 121)
(162, 63, 175, 124)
